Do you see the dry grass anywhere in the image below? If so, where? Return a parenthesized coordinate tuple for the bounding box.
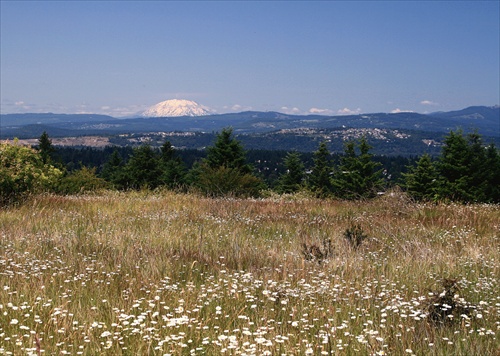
(0, 190, 498, 355)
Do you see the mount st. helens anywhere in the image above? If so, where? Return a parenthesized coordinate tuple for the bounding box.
(141, 99, 212, 117)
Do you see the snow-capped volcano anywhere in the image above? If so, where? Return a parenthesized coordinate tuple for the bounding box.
(141, 99, 212, 117)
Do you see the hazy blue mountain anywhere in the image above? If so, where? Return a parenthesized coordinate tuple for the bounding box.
(1, 106, 498, 141)
(3, 106, 499, 156)
(0, 113, 117, 127)
(428, 105, 499, 133)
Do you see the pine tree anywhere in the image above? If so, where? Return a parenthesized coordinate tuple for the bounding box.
(436, 130, 500, 203)
(435, 130, 497, 202)
(332, 137, 383, 199)
(123, 145, 162, 189)
(465, 132, 489, 202)
(308, 141, 333, 197)
(483, 144, 500, 203)
(100, 149, 126, 189)
(160, 141, 176, 162)
(437, 130, 470, 201)
(402, 154, 439, 201)
(277, 151, 305, 194)
(194, 128, 262, 197)
(204, 128, 252, 174)
(38, 131, 55, 164)
(160, 141, 186, 189)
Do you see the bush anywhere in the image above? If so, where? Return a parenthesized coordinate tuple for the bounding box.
(56, 167, 109, 194)
(195, 164, 263, 198)
(0, 140, 62, 205)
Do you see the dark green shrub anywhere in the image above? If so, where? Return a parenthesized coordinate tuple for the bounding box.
(57, 167, 109, 194)
(343, 223, 368, 249)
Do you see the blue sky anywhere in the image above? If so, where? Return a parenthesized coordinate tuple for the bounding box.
(1, 1, 499, 117)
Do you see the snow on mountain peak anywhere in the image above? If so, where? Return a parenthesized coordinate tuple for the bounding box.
(142, 99, 212, 117)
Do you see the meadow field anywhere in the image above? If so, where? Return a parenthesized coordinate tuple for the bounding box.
(0, 190, 498, 355)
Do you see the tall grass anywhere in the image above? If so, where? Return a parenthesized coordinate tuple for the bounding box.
(0, 190, 498, 355)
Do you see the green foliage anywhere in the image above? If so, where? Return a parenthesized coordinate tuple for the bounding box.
(437, 130, 474, 201)
(194, 128, 263, 197)
(332, 137, 384, 199)
(122, 145, 163, 190)
(276, 151, 305, 194)
(22, 129, 498, 203)
(56, 167, 109, 195)
(37, 131, 55, 164)
(100, 149, 127, 189)
(0, 140, 62, 205)
(193, 164, 263, 198)
(482, 144, 500, 202)
(435, 130, 500, 203)
(308, 141, 333, 197)
(99, 142, 187, 191)
(205, 128, 252, 174)
(401, 130, 500, 203)
(402, 154, 439, 201)
(159, 141, 187, 189)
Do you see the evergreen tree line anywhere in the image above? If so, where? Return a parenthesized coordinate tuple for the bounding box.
(2, 128, 499, 203)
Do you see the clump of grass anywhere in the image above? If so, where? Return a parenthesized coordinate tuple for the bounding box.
(343, 222, 368, 249)
(427, 278, 472, 325)
(301, 238, 333, 264)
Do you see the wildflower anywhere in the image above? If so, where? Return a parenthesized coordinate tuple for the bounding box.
(10, 319, 19, 325)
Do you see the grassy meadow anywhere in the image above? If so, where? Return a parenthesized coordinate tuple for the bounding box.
(0, 190, 498, 355)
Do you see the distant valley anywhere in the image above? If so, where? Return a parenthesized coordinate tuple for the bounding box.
(1, 105, 498, 156)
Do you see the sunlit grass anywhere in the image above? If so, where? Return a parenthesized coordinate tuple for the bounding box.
(1, 190, 498, 355)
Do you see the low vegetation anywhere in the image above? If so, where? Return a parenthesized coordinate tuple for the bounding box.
(1, 128, 499, 354)
(1, 191, 498, 355)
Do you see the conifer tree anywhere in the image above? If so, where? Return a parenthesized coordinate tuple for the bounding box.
(437, 130, 500, 203)
(437, 129, 471, 201)
(308, 141, 333, 197)
(402, 154, 439, 201)
(483, 144, 500, 202)
(204, 128, 252, 174)
(332, 137, 383, 199)
(277, 151, 305, 194)
(194, 128, 262, 197)
(38, 131, 55, 164)
(160, 141, 186, 189)
(123, 145, 162, 189)
(101, 149, 127, 189)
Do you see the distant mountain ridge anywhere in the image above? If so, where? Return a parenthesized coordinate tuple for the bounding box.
(1, 105, 498, 139)
(0, 113, 116, 127)
(429, 105, 499, 125)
